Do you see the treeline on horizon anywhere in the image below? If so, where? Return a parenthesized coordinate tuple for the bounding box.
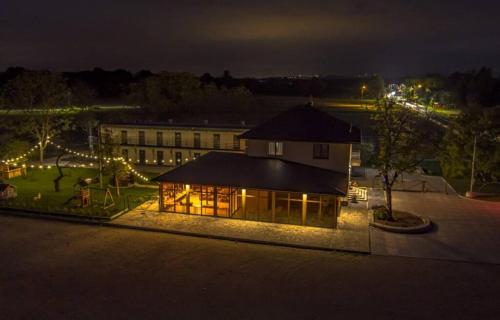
(396, 67, 500, 109)
(0, 66, 499, 113)
(0, 67, 384, 107)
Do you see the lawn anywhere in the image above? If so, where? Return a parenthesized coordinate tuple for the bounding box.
(0, 167, 157, 219)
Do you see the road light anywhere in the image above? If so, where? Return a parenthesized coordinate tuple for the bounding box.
(361, 85, 367, 99)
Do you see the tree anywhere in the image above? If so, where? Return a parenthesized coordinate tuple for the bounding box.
(74, 112, 99, 154)
(127, 72, 203, 114)
(439, 107, 500, 184)
(0, 136, 31, 162)
(101, 131, 129, 196)
(1, 70, 68, 162)
(372, 99, 436, 220)
(68, 80, 96, 107)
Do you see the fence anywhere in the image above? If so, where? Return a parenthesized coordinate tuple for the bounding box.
(371, 173, 457, 194)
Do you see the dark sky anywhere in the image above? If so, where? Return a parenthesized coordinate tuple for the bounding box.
(1, 0, 499, 77)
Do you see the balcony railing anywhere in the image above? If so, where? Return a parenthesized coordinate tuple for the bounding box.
(120, 137, 242, 151)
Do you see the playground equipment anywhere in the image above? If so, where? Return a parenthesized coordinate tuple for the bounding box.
(103, 188, 115, 209)
(64, 185, 91, 208)
(0, 163, 26, 179)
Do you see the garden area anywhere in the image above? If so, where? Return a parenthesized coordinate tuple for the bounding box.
(0, 167, 158, 220)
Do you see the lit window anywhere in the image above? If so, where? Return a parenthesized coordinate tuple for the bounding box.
(268, 141, 283, 156)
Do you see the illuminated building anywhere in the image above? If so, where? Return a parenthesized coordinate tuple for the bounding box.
(152, 104, 361, 228)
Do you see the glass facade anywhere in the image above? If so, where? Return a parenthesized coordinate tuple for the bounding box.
(160, 183, 339, 228)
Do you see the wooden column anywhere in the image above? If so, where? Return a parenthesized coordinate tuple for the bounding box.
(332, 197, 339, 228)
(159, 183, 164, 212)
(213, 186, 218, 216)
(271, 191, 276, 222)
(302, 194, 307, 225)
(287, 193, 291, 223)
(185, 184, 190, 214)
(242, 189, 246, 219)
(257, 190, 260, 220)
(318, 195, 322, 220)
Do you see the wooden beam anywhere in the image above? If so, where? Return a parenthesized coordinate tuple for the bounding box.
(213, 186, 218, 216)
(242, 189, 246, 219)
(302, 194, 307, 225)
(159, 183, 164, 212)
(318, 195, 322, 220)
(287, 192, 291, 223)
(271, 191, 276, 222)
(186, 184, 190, 214)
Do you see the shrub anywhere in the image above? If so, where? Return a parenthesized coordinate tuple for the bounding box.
(373, 206, 389, 220)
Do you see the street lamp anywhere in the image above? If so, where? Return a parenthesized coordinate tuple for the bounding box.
(361, 85, 367, 100)
(468, 131, 489, 197)
(469, 135, 477, 196)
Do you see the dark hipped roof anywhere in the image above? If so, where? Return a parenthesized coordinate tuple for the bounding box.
(239, 104, 361, 143)
(152, 152, 348, 196)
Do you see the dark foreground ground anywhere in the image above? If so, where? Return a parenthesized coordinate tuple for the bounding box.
(1, 215, 499, 320)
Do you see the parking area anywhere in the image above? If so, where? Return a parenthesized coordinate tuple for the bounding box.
(369, 189, 500, 264)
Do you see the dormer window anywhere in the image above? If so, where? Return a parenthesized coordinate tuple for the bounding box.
(268, 141, 283, 156)
(313, 144, 329, 159)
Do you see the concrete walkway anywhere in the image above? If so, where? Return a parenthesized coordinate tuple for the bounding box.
(369, 189, 500, 264)
(112, 202, 370, 253)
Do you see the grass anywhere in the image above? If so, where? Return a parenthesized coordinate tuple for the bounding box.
(446, 177, 500, 196)
(430, 107, 461, 118)
(0, 167, 157, 219)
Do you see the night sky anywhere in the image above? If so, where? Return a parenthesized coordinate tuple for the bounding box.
(1, 0, 499, 77)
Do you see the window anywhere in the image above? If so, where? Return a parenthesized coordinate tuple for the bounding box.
(213, 134, 220, 149)
(139, 150, 146, 164)
(120, 131, 128, 144)
(156, 132, 163, 146)
(194, 133, 201, 148)
(233, 135, 240, 150)
(313, 144, 329, 159)
(175, 152, 182, 165)
(268, 141, 283, 156)
(138, 131, 145, 145)
(122, 149, 129, 160)
(156, 151, 164, 165)
(175, 132, 182, 147)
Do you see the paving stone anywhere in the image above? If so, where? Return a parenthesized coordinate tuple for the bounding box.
(112, 203, 370, 252)
(370, 190, 500, 264)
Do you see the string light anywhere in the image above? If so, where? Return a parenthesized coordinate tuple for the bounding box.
(1, 138, 149, 182)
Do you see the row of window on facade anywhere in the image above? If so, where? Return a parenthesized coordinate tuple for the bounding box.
(267, 141, 330, 159)
(120, 130, 241, 150)
(121, 149, 201, 165)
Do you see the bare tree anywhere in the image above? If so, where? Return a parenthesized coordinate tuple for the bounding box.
(2, 70, 68, 162)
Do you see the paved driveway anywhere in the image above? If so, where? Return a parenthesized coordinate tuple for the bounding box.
(369, 189, 500, 264)
(2, 216, 500, 319)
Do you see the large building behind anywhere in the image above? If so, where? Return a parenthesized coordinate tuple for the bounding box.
(101, 121, 249, 166)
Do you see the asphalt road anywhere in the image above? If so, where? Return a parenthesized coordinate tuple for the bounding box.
(1, 215, 499, 320)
